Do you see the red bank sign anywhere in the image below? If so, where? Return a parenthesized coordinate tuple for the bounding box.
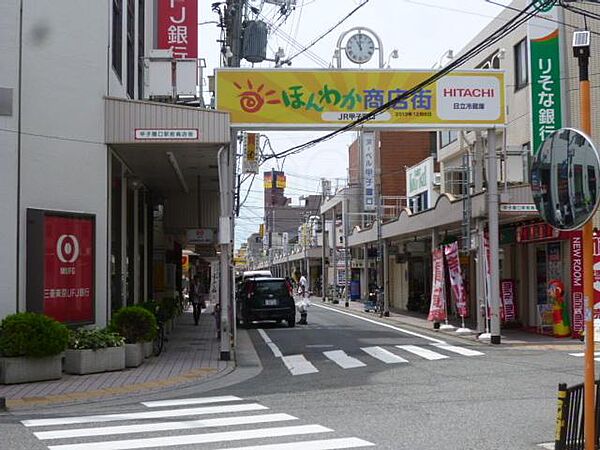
(157, 0, 198, 58)
(27, 210, 95, 324)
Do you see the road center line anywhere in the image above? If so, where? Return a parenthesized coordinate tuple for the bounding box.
(312, 303, 446, 343)
(258, 328, 283, 358)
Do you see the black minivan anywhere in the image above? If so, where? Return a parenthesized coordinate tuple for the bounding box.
(236, 277, 296, 328)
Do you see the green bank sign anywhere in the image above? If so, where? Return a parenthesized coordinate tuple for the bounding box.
(528, 2, 563, 154)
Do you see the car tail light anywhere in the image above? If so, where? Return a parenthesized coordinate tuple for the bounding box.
(284, 279, 293, 297)
(246, 281, 256, 299)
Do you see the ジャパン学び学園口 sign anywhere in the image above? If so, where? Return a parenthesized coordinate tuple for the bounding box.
(215, 69, 505, 129)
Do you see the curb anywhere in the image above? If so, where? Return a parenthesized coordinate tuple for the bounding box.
(4, 362, 236, 411)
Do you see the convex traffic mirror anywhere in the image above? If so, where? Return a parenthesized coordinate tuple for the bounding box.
(530, 128, 600, 230)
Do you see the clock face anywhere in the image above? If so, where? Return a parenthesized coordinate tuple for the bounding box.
(345, 33, 375, 64)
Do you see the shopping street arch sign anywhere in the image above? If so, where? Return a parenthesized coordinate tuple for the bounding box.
(215, 69, 505, 129)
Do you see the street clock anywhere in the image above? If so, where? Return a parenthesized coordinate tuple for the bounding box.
(345, 32, 375, 64)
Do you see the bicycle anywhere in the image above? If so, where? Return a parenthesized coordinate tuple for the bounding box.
(153, 320, 166, 356)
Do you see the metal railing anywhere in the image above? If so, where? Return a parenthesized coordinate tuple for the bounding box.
(555, 380, 600, 449)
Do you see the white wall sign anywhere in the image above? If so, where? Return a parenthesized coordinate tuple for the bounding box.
(406, 157, 433, 197)
(186, 228, 215, 245)
(436, 75, 502, 121)
(362, 131, 376, 211)
(135, 129, 198, 140)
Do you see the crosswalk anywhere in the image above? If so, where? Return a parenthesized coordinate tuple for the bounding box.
(22, 395, 375, 449)
(265, 341, 485, 376)
(568, 351, 600, 361)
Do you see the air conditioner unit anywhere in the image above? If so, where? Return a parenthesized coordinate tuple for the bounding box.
(433, 172, 441, 186)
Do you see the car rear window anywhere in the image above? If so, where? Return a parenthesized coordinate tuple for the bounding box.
(253, 280, 289, 297)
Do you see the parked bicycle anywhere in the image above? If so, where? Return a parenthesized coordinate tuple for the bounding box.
(153, 320, 166, 356)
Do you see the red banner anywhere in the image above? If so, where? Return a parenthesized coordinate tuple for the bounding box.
(570, 231, 584, 338)
(444, 242, 468, 317)
(500, 279, 516, 322)
(157, 0, 198, 58)
(428, 249, 447, 322)
(594, 231, 600, 318)
(44, 215, 94, 323)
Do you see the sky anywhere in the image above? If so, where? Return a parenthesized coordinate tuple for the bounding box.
(196, 0, 509, 248)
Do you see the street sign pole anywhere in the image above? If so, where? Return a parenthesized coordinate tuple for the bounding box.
(573, 30, 595, 450)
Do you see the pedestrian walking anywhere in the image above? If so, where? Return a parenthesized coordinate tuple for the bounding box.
(190, 275, 205, 325)
(297, 273, 309, 325)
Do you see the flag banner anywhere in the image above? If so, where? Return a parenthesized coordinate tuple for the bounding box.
(483, 232, 492, 320)
(444, 242, 468, 317)
(428, 248, 447, 321)
(570, 231, 584, 338)
(500, 279, 516, 322)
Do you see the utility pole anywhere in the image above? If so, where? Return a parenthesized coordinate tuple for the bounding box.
(225, 0, 244, 67)
(268, 168, 276, 271)
(487, 129, 501, 344)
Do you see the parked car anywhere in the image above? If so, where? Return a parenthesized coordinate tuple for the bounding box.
(237, 277, 295, 328)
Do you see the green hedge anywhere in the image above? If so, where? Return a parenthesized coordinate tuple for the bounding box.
(110, 306, 157, 343)
(0, 312, 69, 358)
(68, 328, 125, 350)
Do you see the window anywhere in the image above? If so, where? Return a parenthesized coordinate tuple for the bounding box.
(126, 0, 135, 98)
(444, 168, 468, 196)
(514, 39, 528, 90)
(112, 0, 122, 78)
(137, 0, 145, 99)
(439, 130, 458, 148)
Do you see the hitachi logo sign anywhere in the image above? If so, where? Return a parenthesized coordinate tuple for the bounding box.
(443, 88, 495, 98)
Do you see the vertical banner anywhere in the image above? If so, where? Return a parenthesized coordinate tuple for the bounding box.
(362, 131, 376, 211)
(593, 230, 600, 317)
(157, 0, 198, 58)
(571, 231, 584, 338)
(500, 279, 516, 322)
(428, 249, 447, 321)
(444, 242, 468, 317)
(242, 132, 259, 174)
(483, 232, 492, 319)
(528, 2, 563, 154)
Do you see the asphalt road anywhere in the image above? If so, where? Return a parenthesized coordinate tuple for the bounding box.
(2, 304, 588, 450)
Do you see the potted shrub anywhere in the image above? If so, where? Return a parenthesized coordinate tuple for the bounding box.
(139, 301, 159, 357)
(111, 306, 157, 367)
(64, 328, 125, 374)
(0, 312, 69, 384)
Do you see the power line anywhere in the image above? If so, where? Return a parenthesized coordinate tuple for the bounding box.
(282, 0, 371, 65)
(262, 0, 546, 164)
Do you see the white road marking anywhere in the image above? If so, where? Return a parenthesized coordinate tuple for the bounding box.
(395, 345, 449, 361)
(258, 328, 283, 358)
(432, 343, 485, 357)
(34, 413, 297, 440)
(313, 303, 445, 343)
(47, 424, 332, 450)
(323, 350, 366, 369)
(361, 346, 408, 364)
(142, 395, 242, 408)
(21, 404, 268, 427)
(221, 437, 376, 449)
(568, 352, 600, 357)
(281, 354, 319, 375)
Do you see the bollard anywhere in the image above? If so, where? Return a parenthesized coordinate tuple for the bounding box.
(555, 383, 568, 450)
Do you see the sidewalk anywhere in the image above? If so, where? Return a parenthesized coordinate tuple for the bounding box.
(316, 296, 587, 349)
(0, 305, 231, 410)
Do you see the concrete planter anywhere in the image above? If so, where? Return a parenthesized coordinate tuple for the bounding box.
(0, 355, 63, 384)
(125, 343, 144, 367)
(64, 347, 125, 375)
(143, 341, 153, 358)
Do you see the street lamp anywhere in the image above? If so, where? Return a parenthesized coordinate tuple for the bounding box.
(386, 49, 399, 68)
(431, 49, 453, 69)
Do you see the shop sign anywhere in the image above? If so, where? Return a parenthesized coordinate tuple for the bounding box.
(186, 228, 214, 245)
(243, 132, 259, 174)
(571, 230, 584, 338)
(407, 157, 435, 201)
(351, 259, 365, 269)
(500, 279, 516, 322)
(363, 131, 376, 211)
(499, 203, 537, 213)
(528, 2, 563, 154)
(444, 242, 468, 317)
(593, 231, 600, 318)
(27, 210, 95, 324)
(428, 249, 447, 321)
(263, 171, 286, 189)
(135, 129, 198, 140)
(182, 254, 190, 271)
(516, 223, 561, 243)
(157, 0, 198, 58)
(216, 69, 505, 128)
